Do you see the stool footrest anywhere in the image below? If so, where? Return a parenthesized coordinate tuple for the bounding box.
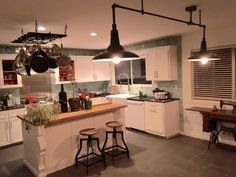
(103, 145, 128, 157)
(76, 152, 104, 167)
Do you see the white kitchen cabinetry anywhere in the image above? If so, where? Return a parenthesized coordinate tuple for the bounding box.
(0, 54, 22, 88)
(145, 100, 179, 138)
(146, 45, 177, 81)
(0, 111, 10, 146)
(127, 100, 145, 131)
(0, 108, 25, 147)
(75, 56, 110, 82)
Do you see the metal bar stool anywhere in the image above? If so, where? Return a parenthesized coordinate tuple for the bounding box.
(75, 128, 105, 175)
(102, 121, 129, 164)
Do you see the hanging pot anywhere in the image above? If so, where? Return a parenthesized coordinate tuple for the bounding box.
(47, 57, 58, 69)
(30, 49, 49, 73)
(50, 44, 62, 57)
(56, 53, 71, 67)
(14, 48, 31, 76)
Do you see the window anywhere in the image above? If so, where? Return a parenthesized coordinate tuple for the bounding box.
(115, 59, 151, 85)
(193, 47, 235, 101)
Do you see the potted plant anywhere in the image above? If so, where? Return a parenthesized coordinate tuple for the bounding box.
(68, 81, 80, 111)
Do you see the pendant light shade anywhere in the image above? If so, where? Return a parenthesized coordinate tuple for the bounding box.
(188, 27, 220, 62)
(93, 24, 139, 63)
(93, 7, 140, 63)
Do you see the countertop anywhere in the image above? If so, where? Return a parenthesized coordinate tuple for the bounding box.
(0, 104, 25, 112)
(17, 102, 127, 126)
(127, 96, 180, 103)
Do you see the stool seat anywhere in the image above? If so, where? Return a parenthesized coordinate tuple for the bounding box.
(79, 128, 98, 136)
(106, 121, 123, 128)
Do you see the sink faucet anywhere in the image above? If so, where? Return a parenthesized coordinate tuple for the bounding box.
(117, 73, 131, 93)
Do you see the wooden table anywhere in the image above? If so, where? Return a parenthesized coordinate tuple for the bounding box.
(186, 106, 236, 132)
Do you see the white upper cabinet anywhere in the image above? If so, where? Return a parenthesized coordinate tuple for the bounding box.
(75, 56, 110, 82)
(75, 56, 94, 82)
(0, 54, 22, 88)
(94, 62, 111, 81)
(146, 46, 178, 81)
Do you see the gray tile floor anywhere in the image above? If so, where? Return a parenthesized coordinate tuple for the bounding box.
(0, 130, 236, 177)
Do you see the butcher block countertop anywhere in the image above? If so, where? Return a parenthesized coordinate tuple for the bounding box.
(17, 102, 127, 126)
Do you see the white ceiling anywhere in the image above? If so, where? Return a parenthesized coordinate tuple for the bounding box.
(1, 0, 236, 49)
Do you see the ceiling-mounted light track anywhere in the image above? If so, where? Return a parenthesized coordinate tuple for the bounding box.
(93, 0, 220, 63)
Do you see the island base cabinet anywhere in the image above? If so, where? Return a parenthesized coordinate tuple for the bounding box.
(144, 101, 179, 138)
(21, 107, 126, 177)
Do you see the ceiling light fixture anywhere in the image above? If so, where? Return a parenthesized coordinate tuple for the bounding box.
(90, 32, 97, 36)
(93, 0, 220, 63)
(38, 26, 46, 31)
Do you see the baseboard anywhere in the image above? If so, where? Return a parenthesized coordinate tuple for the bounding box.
(0, 141, 23, 150)
(180, 131, 209, 141)
(24, 160, 47, 177)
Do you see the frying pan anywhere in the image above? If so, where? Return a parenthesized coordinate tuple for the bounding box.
(30, 49, 49, 73)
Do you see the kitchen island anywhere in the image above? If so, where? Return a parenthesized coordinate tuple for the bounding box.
(17, 102, 127, 177)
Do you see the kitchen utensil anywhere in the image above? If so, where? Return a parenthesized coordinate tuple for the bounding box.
(14, 48, 31, 75)
(56, 53, 71, 67)
(50, 44, 62, 57)
(56, 42, 71, 67)
(30, 48, 49, 73)
(47, 57, 58, 69)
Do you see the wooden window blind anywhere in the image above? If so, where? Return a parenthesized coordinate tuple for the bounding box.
(193, 48, 233, 100)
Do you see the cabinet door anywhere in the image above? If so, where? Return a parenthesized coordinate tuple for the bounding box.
(0, 111, 11, 146)
(156, 46, 177, 81)
(9, 117, 23, 143)
(8, 108, 25, 143)
(145, 102, 164, 134)
(156, 46, 170, 80)
(75, 56, 94, 82)
(0, 55, 22, 88)
(145, 48, 157, 80)
(94, 62, 110, 81)
(0, 118, 10, 146)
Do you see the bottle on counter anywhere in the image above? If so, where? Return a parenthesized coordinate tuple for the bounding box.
(59, 84, 68, 112)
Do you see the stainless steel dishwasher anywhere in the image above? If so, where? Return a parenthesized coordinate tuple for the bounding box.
(127, 100, 145, 131)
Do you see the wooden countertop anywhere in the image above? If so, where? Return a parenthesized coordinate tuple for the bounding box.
(17, 103, 127, 126)
(186, 106, 236, 122)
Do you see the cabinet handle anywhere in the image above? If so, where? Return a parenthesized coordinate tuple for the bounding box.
(10, 121, 12, 129)
(156, 71, 158, 78)
(150, 110, 157, 113)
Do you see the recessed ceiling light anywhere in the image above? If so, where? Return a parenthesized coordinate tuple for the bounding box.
(90, 32, 97, 36)
(38, 26, 46, 31)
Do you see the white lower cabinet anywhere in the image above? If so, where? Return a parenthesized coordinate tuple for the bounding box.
(127, 100, 145, 131)
(0, 108, 24, 147)
(144, 100, 179, 138)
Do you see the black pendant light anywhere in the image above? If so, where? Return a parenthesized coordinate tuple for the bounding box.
(93, 4, 140, 64)
(187, 26, 220, 64)
(93, 1, 220, 64)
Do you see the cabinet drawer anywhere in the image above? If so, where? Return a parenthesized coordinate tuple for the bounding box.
(145, 102, 162, 109)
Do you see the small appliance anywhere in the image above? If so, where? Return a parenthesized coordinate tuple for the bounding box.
(154, 91, 169, 100)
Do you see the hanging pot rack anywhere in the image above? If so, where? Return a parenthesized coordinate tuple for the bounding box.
(11, 21, 67, 44)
